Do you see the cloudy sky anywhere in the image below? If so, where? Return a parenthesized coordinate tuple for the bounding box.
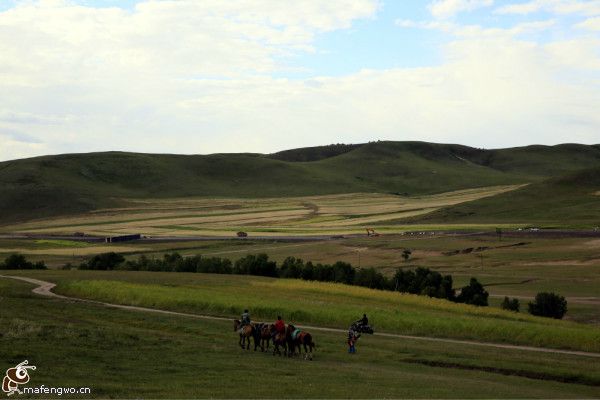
(1, 0, 599, 161)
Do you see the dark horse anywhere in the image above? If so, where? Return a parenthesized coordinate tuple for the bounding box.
(286, 324, 316, 360)
(233, 319, 257, 350)
(252, 323, 272, 352)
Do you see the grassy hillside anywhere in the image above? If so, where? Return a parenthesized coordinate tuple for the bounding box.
(1, 141, 600, 224)
(409, 167, 600, 226)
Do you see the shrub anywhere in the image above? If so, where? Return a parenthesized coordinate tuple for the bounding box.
(501, 296, 520, 312)
(456, 278, 488, 306)
(528, 292, 567, 319)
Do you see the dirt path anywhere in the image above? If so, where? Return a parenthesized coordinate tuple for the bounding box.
(3, 275, 600, 359)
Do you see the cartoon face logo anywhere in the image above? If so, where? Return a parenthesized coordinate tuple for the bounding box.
(2, 361, 36, 397)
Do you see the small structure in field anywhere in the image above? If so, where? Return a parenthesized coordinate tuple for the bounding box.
(105, 234, 142, 243)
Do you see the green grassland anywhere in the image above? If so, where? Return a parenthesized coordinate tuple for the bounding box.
(5, 270, 600, 353)
(1, 232, 599, 324)
(0, 271, 600, 398)
(2, 141, 600, 225)
(410, 167, 600, 225)
(2, 275, 600, 398)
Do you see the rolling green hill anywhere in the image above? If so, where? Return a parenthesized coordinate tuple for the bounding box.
(1, 141, 600, 224)
(408, 167, 600, 226)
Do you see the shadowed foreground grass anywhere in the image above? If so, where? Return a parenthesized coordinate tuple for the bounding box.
(1, 277, 600, 398)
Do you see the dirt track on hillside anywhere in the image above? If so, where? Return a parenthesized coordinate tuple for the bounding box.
(2, 275, 600, 359)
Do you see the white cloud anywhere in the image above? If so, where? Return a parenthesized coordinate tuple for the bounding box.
(429, 0, 494, 19)
(576, 15, 600, 29)
(495, 0, 600, 16)
(0, 0, 599, 161)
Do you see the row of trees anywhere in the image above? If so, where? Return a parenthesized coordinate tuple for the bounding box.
(0, 254, 46, 270)
(502, 293, 568, 319)
(2, 252, 566, 318)
(78, 252, 489, 306)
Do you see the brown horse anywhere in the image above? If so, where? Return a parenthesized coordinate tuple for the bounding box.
(286, 324, 316, 360)
(233, 319, 256, 350)
(269, 324, 288, 356)
(258, 324, 272, 351)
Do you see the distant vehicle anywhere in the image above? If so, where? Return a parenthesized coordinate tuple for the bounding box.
(236, 231, 248, 238)
(366, 228, 379, 237)
(73, 232, 85, 237)
(330, 235, 345, 239)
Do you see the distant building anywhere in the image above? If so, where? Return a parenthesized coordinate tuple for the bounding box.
(105, 234, 142, 243)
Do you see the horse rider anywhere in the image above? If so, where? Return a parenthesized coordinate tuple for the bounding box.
(239, 309, 251, 333)
(272, 315, 286, 340)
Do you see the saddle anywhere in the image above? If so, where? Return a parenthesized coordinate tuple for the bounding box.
(291, 328, 301, 341)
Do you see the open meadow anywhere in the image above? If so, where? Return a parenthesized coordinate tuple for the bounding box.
(2, 273, 600, 398)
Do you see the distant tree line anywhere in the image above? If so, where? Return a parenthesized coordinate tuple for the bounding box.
(0, 254, 46, 270)
(78, 252, 489, 306)
(1, 252, 567, 318)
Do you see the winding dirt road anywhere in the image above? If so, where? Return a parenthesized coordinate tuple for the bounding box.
(3, 274, 600, 359)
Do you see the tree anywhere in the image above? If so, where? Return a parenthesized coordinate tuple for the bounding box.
(402, 249, 412, 262)
(1, 254, 46, 270)
(456, 278, 488, 306)
(80, 252, 125, 270)
(528, 292, 567, 319)
(501, 296, 520, 312)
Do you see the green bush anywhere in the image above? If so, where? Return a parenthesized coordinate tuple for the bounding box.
(501, 296, 520, 312)
(456, 278, 488, 306)
(528, 292, 567, 319)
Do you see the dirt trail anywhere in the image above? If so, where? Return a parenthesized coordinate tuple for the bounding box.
(3, 275, 600, 359)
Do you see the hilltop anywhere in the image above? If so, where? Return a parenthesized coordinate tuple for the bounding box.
(1, 141, 600, 224)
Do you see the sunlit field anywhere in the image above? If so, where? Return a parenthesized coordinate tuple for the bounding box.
(0, 186, 521, 237)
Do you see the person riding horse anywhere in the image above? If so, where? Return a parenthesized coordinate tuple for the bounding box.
(239, 309, 251, 333)
(272, 315, 285, 340)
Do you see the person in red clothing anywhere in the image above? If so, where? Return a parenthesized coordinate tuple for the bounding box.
(272, 315, 286, 340)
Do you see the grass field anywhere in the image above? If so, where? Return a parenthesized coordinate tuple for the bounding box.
(1, 231, 599, 325)
(0, 186, 525, 237)
(5, 270, 600, 353)
(2, 275, 600, 398)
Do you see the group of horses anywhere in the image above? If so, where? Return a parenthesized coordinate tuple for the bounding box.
(233, 320, 316, 360)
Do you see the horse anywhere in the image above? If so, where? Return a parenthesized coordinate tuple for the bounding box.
(252, 323, 272, 352)
(269, 324, 288, 356)
(286, 324, 316, 360)
(233, 319, 256, 350)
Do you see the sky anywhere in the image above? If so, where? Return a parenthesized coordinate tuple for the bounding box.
(1, 0, 600, 161)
